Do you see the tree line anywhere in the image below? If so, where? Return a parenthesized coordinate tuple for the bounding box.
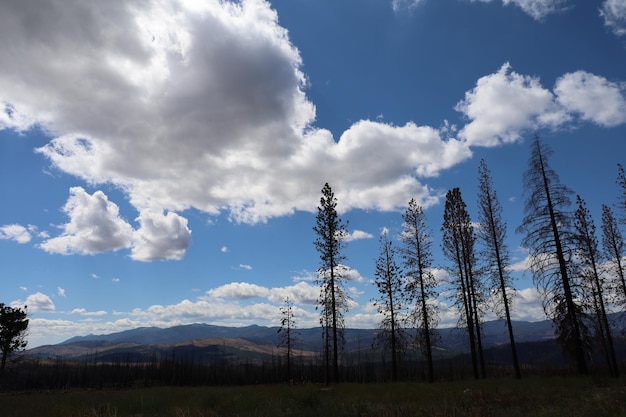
(300, 134, 626, 383)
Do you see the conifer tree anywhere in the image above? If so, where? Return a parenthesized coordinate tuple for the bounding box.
(574, 196, 618, 377)
(278, 297, 298, 382)
(601, 204, 626, 310)
(517, 135, 589, 375)
(0, 304, 28, 375)
(372, 231, 406, 382)
(313, 183, 348, 384)
(442, 187, 486, 379)
(476, 159, 521, 379)
(399, 199, 438, 383)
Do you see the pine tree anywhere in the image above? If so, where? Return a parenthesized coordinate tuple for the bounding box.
(399, 198, 438, 383)
(573, 196, 618, 377)
(476, 159, 521, 379)
(372, 231, 406, 382)
(442, 187, 486, 379)
(313, 183, 348, 384)
(278, 297, 299, 382)
(0, 304, 28, 375)
(517, 135, 589, 375)
(601, 204, 626, 311)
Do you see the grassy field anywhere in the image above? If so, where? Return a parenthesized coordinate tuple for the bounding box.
(1, 376, 625, 417)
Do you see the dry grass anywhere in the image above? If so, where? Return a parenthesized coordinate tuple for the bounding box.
(1, 376, 625, 417)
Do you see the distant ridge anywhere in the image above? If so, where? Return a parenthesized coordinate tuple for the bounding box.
(51, 318, 558, 352)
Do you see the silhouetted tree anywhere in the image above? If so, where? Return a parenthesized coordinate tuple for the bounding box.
(313, 182, 348, 384)
(476, 159, 521, 379)
(399, 198, 438, 383)
(616, 163, 626, 225)
(372, 230, 406, 382)
(573, 196, 618, 377)
(442, 187, 486, 379)
(517, 135, 589, 375)
(0, 304, 28, 375)
(601, 204, 626, 311)
(278, 297, 299, 382)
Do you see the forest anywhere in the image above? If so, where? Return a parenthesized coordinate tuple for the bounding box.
(1, 135, 626, 393)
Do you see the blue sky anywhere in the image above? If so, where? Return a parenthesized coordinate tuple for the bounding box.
(1, 0, 626, 347)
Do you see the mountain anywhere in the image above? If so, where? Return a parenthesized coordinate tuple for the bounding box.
(27, 318, 559, 363)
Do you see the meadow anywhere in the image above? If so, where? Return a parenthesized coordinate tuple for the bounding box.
(1, 376, 625, 417)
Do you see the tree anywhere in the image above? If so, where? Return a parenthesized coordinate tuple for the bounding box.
(442, 187, 486, 379)
(278, 297, 299, 382)
(616, 163, 626, 225)
(372, 230, 406, 382)
(313, 182, 348, 384)
(516, 135, 589, 375)
(573, 196, 618, 377)
(399, 198, 438, 383)
(476, 159, 521, 379)
(601, 204, 626, 311)
(0, 304, 28, 375)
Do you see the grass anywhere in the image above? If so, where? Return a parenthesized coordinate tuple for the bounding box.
(1, 376, 626, 417)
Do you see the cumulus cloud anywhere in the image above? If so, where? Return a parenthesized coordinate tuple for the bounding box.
(39, 187, 133, 255)
(600, 0, 626, 36)
(36, 187, 190, 261)
(456, 63, 564, 146)
(345, 230, 374, 242)
(555, 71, 626, 127)
(208, 282, 270, 299)
(12, 292, 55, 312)
(0, 0, 468, 251)
(0, 224, 32, 244)
(206, 281, 320, 305)
(131, 209, 191, 261)
(456, 63, 626, 146)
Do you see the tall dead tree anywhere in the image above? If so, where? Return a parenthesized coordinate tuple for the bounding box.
(477, 159, 521, 379)
(517, 135, 589, 375)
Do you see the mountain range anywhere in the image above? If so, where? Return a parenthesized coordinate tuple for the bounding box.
(27, 319, 560, 365)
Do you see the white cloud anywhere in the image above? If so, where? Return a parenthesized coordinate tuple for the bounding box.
(0, 0, 462, 228)
(345, 230, 374, 242)
(70, 308, 108, 316)
(221, 246, 229, 253)
(0, 224, 32, 244)
(501, 0, 569, 20)
(57, 287, 66, 297)
(131, 209, 191, 261)
(456, 63, 626, 146)
(12, 292, 55, 312)
(39, 187, 133, 255)
(554, 71, 626, 127)
(207, 282, 271, 300)
(456, 63, 564, 146)
(392, 0, 425, 12)
(600, 0, 626, 36)
(238, 264, 253, 270)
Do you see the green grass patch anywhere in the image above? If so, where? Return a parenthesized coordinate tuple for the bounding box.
(1, 376, 625, 417)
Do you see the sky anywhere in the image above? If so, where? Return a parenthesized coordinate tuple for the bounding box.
(1, 0, 626, 348)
